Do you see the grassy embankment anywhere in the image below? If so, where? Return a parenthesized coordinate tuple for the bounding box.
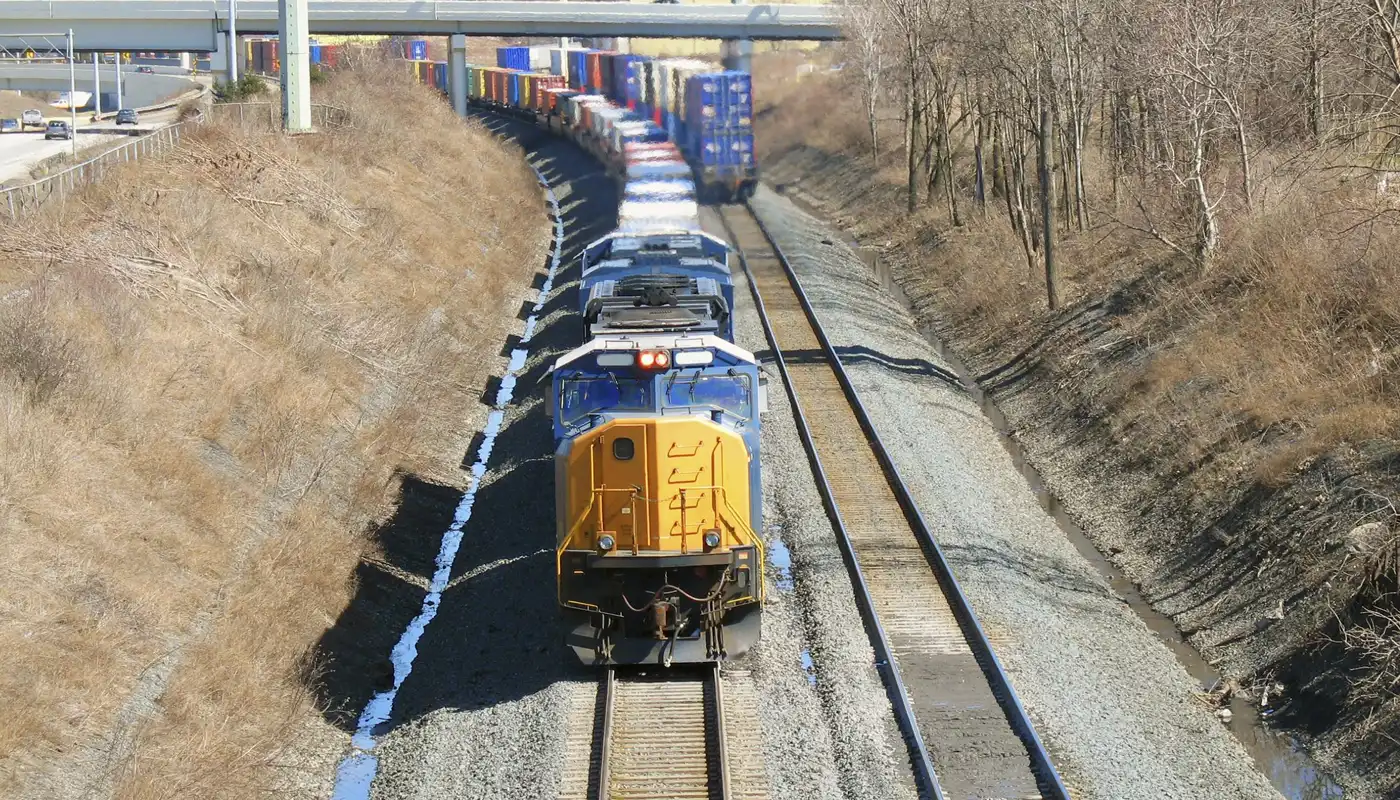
(0, 61, 546, 798)
(755, 50, 1400, 792)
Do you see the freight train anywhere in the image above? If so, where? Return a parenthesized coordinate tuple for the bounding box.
(408, 44, 758, 204)
(417, 44, 765, 665)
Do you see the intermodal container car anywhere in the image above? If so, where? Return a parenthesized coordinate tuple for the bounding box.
(410, 39, 428, 61)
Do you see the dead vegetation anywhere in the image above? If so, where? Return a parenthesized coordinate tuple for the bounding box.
(754, 9, 1400, 787)
(0, 58, 545, 798)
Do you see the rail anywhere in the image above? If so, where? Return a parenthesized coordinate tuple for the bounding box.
(2, 100, 350, 220)
(597, 664, 731, 800)
(721, 203, 1073, 800)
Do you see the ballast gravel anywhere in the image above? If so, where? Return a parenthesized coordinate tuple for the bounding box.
(745, 186, 1284, 800)
(714, 207, 920, 800)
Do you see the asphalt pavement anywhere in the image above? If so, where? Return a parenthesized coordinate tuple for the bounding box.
(0, 109, 181, 185)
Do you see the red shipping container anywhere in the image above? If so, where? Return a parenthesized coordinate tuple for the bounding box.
(585, 51, 614, 92)
(534, 75, 566, 109)
(321, 44, 340, 68)
(492, 70, 506, 104)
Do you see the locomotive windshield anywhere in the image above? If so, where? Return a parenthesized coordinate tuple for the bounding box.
(664, 372, 752, 420)
(560, 375, 653, 424)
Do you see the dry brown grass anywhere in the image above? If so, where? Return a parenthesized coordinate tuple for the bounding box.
(0, 58, 545, 799)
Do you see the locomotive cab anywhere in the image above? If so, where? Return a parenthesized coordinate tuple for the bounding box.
(551, 334, 767, 665)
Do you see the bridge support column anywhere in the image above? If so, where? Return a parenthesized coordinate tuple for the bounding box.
(720, 39, 752, 72)
(449, 34, 468, 118)
(93, 57, 101, 117)
(279, 0, 312, 132)
(114, 57, 122, 110)
(227, 0, 239, 83)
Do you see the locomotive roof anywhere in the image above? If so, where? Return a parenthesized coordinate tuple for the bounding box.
(582, 230, 730, 273)
(552, 333, 757, 370)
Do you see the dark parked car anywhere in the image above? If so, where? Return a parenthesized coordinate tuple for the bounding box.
(44, 120, 72, 140)
(0, 118, 18, 133)
(115, 108, 139, 125)
(136, 65, 155, 74)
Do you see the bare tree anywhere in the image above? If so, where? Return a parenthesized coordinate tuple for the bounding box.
(845, 0, 888, 166)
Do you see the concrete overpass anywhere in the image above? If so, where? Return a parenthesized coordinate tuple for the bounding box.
(0, 64, 195, 109)
(0, 2, 841, 51)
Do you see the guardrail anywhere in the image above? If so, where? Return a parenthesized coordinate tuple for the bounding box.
(2, 101, 350, 220)
(208, 101, 351, 128)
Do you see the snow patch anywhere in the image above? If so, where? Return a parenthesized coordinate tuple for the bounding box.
(329, 163, 564, 800)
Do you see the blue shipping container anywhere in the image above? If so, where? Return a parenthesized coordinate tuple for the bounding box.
(433, 62, 448, 91)
(609, 55, 646, 107)
(689, 128, 755, 172)
(497, 45, 530, 71)
(509, 72, 523, 107)
(410, 39, 428, 61)
(568, 49, 591, 90)
(310, 44, 322, 64)
(685, 71, 754, 130)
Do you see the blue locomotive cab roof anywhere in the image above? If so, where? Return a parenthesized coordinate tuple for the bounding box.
(582, 231, 731, 275)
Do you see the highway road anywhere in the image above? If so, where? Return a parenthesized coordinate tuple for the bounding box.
(0, 107, 181, 185)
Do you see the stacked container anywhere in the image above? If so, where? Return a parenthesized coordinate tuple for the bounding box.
(567, 49, 591, 90)
(497, 46, 531, 71)
(549, 47, 576, 79)
(679, 70, 757, 198)
(432, 61, 448, 90)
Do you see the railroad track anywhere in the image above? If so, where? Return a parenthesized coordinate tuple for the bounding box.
(596, 664, 732, 800)
(711, 203, 1073, 800)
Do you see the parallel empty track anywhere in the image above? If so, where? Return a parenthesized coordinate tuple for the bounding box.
(710, 204, 1072, 800)
(598, 665, 732, 800)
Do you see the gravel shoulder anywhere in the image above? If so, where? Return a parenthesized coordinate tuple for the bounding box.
(745, 186, 1283, 800)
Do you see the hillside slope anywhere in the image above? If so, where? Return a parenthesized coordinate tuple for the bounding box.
(0, 63, 547, 799)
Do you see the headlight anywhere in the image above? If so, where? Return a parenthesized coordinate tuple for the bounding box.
(598, 535, 616, 551)
(703, 530, 721, 549)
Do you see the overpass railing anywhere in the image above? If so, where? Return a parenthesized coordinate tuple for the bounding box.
(2, 101, 350, 220)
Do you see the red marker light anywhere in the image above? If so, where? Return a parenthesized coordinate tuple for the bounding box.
(636, 350, 671, 370)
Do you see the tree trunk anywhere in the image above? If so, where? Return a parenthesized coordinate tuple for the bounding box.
(1192, 134, 1218, 263)
(1041, 106, 1059, 309)
(975, 100, 987, 215)
(906, 58, 920, 213)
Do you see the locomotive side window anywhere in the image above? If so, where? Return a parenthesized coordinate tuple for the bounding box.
(612, 437, 635, 460)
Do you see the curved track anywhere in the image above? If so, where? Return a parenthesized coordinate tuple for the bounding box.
(710, 203, 1074, 800)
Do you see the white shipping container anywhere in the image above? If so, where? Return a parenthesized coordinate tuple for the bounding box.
(626, 162, 693, 182)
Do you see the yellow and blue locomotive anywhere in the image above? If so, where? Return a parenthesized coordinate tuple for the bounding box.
(552, 231, 765, 665)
